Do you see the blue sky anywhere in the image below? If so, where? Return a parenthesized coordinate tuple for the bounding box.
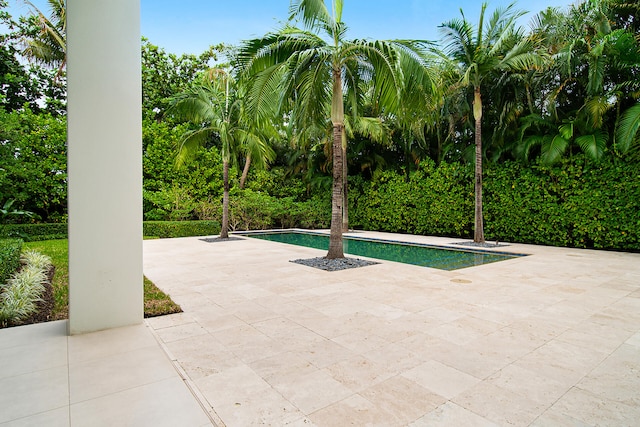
(6, 0, 576, 55)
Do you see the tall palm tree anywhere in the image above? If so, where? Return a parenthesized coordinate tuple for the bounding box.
(439, 2, 542, 243)
(169, 69, 275, 238)
(239, 0, 433, 258)
(20, 0, 66, 79)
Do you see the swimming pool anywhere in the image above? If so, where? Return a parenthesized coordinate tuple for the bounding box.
(239, 230, 524, 271)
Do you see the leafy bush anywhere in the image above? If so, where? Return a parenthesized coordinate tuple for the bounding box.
(143, 220, 220, 238)
(0, 108, 67, 222)
(350, 156, 640, 251)
(0, 238, 23, 285)
(0, 249, 52, 327)
(227, 189, 330, 231)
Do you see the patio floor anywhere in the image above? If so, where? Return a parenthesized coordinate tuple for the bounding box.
(2, 230, 639, 426)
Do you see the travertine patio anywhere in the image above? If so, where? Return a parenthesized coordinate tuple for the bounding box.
(1, 230, 639, 426)
(143, 231, 640, 426)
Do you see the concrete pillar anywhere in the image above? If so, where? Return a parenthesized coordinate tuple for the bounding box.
(67, 0, 143, 334)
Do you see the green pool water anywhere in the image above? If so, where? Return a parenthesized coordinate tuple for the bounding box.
(242, 231, 522, 271)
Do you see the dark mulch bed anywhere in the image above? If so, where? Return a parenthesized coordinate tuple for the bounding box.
(291, 257, 379, 271)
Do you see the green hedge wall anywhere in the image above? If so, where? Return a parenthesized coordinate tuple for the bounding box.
(0, 221, 222, 240)
(143, 221, 220, 238)
(0, 223, 67, 242)
(350, 157, 640, 251)
(0, 238, 23, 284)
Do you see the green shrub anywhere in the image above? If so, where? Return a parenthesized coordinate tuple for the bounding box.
(0, 239, 23, 285)
(350, 156, 640, 251)
(0, 223, 67, 241)
(143, 220, 220, 238)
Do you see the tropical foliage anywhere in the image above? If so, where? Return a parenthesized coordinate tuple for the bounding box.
(0, 0, 638, 252)
(237, 0, 434, 257)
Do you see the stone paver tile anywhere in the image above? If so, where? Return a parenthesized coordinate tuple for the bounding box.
(145, 312, 195, 330)
(153, 322, 208, 344)
(290, 314, 352, 339)
(408, 402, 499, 427)
(396, 332, 457, 359)
(486, 364, 571, 406)
(195, 364, 272, 409)
(294, 338, 354, 369)
(249, 352, 316, 385)
(229, 300, 280, 324)
(211, 387, 304, 427)
(359, 376, 445, 425)
(401, 359, 481, 399)
(368, 317, 423, 343)
(547, 387, 640, 427)
(452, 381, 548, 427)
(530, 408, 592, 427)
(556, 324, 633, 355)
(574, 344, 640, 407)
(208, 323, 267, 349)
(225, 331, 285, 364)
(324, 355, 395, 392)
(507, 316, 569, 342)
(70, 377, 211, 427)
(417, 306, 466, 324)
(308, 394, 400, 427)
(163, 334, 239, 380)
(427, 316, 502, 346)
(363, 342, 425, 374)
(512, 340, 610, 387)
(331, 330, 390, 354)
(429, 343, 511, 379)
(271, 369, 353, 415)
(198, 313, 247, 333)
(626, 331, 640, 348)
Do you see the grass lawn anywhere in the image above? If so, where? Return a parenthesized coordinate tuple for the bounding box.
(23, 239, 181, 319)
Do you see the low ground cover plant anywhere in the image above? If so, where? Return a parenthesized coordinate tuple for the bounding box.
(0, 250, 52, 327)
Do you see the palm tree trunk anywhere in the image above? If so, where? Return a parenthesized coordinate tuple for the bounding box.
(328, 123, 345, 258)
(341, 143, 348, 233)
(327, 67, 345, 259)
(221, 160, 230, 239)
(473, 86, 484, 243)
(239, 153, 251, 189)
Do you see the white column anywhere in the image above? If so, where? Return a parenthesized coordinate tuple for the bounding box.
(67, 0, 143, 334)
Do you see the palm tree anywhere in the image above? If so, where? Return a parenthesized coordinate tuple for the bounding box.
(20, 0, 66, 80)
(169, 69, 275, 238)
(439, 2, 542, 243)
(239, 0, 433, 258)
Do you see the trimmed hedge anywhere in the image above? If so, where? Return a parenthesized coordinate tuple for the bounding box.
(143, 220, 221, 238)
(0, 238, 23, 284)
(0, 221, 221, 240)
(0, 223, 67, 242)
(350, 157, 640, 251)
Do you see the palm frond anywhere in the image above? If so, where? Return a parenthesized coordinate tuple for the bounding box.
(541, 134, 569, 164)
(576, 130, 608, 161)
(615, 103, 640, 154)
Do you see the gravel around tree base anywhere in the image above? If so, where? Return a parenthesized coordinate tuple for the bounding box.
(291, 257, 379, 271)
(451, 241, 509, 248)
(200, 237, 245, 243)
